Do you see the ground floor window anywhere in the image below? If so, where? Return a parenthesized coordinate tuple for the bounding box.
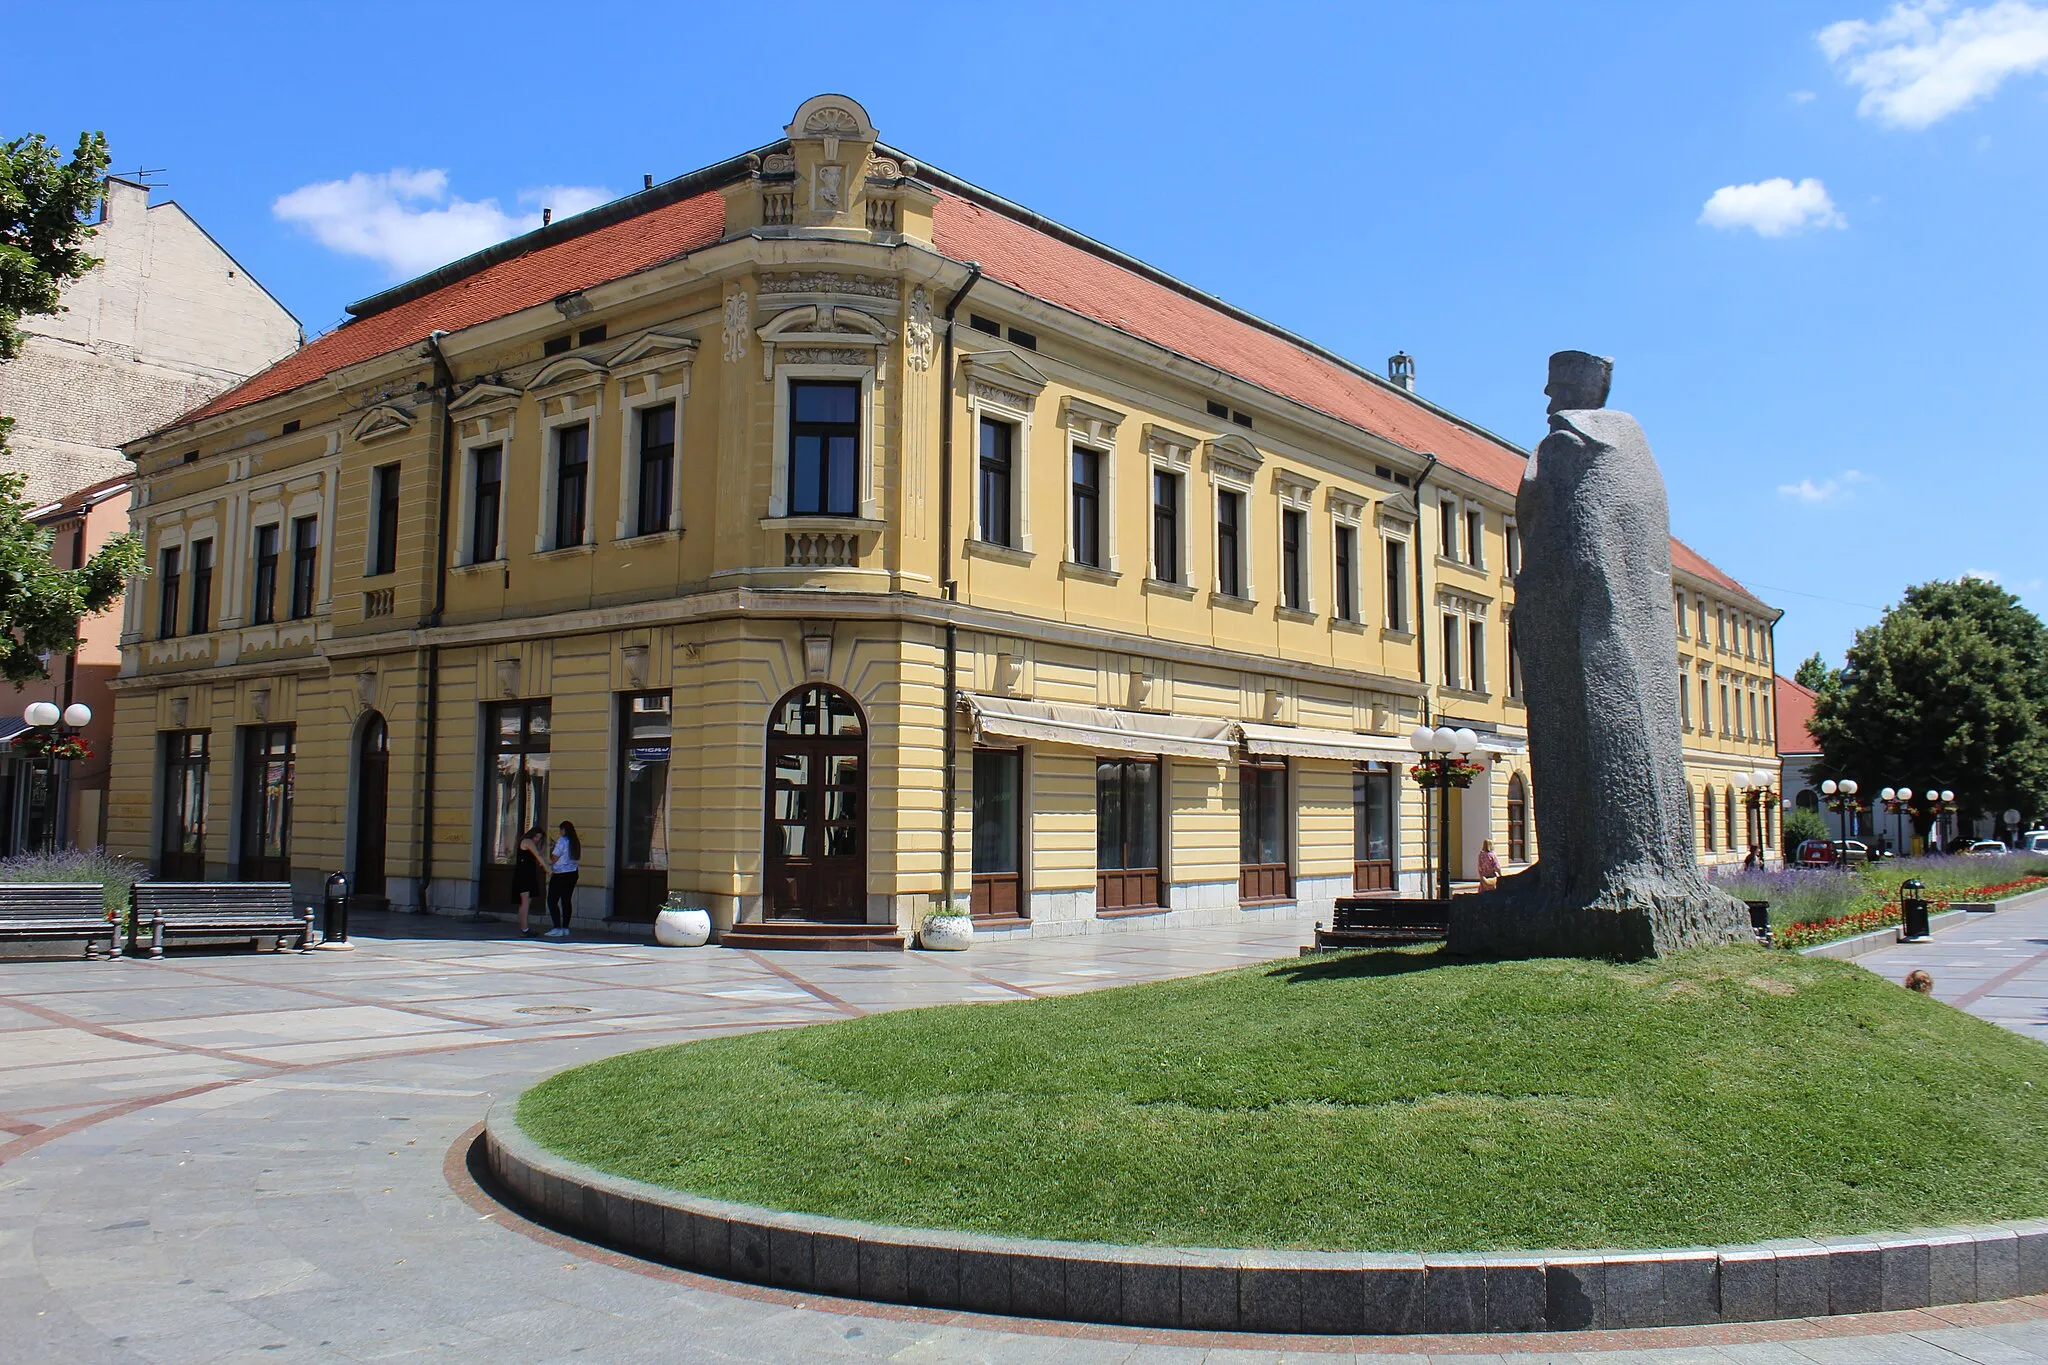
(971, 747, 1023, 919)
(1353, 763, 1395, 891)
(1506, 772, 1528, 863)
(160, 730, 210, 880)
(1096, 757, 1162, 912)
(482, 700, 551, 909)
(1239, 758, 1291, 901)
(1702, 786, 1717, 853)
(764, 684, 867, 920)
(238, 724, 295, 881)
(614, 691, 672, 922)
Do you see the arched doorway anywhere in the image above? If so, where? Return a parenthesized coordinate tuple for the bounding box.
(353, 713, 389, 902)
(763, 684, 867, 921)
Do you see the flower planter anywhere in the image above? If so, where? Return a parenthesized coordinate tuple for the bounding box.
(654, 907, 713, 947)
(920, 915, 974, 951)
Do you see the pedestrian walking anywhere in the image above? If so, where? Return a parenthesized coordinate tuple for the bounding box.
(545, 821, 581, 939)
(1476, 839, 1502, 892)
(514, 826, 546, 936)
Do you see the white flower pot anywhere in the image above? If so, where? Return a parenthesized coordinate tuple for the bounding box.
(654, 907, 712, 947)
(920, 915, 974, 951)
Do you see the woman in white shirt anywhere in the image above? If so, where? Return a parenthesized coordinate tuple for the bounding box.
(544, 821, 581, 939)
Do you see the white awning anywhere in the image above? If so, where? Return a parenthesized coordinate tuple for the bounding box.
(1477, 732, 1528, 755)
(1235, 722, 1413, 765)
(962, 694, 1236, 761)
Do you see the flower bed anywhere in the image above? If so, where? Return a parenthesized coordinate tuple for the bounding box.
(1711, 857, 2048, 950)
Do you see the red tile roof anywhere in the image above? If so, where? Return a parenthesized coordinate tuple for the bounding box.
(929, 192, 1530, 495)
(1671, 535, 1755, 600)
(181, 190, 728, 425)
(1774, 674, 1823, 755)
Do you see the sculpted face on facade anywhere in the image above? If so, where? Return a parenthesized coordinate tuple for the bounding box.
(99, 95, 1781, 940)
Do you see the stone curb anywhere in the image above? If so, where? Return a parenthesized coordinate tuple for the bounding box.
(482, 1093, 2048, 1335)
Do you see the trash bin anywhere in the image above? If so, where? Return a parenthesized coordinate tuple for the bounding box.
(1899, 878, 1930, 942)
(1744, 899, 1773, 946)
(323, 871, 350, 946)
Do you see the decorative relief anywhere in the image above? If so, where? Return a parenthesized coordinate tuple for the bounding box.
(760, 272, 896, 300)
(804, 107, 861, 136)
(761, 152, 795, 175)
(905, 287, 934, 372)
(866, 156, 901, 179)
(970, 379, 1033, 410)
(814, 164, 844, 212)
(781, 347, 869, 368)
(721, 291, 749, 363)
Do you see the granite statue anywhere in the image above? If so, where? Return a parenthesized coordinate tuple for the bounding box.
(1447, 351, 1753, 959)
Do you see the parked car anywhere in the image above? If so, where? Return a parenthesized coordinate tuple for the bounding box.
(2022, 831, 2048, 854)
(1966, 840, 2009, 857)
(1794, 839, 1870, 867)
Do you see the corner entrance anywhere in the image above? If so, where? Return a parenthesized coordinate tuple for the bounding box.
(763, 685, 866, 921)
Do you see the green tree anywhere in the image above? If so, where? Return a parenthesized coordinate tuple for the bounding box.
(1, 129, 144, 683)
(1782, 805, 1828, 860)
(1810, 579, 2048, 834)
(1794, 652, 1836, 692)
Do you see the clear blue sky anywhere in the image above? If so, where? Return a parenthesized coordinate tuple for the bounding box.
(8, 1, 2044, 671)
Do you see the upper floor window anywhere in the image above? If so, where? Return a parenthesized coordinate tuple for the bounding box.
(157, 545, 182, 640)
(1696, 596, 1708, 640)
(978, 416, 1015, 546)
(552, 423, 591, 548)
(1216, 488, 1245, 598)
(1334, 523, 1358, 623)
(1507, 612, 1523, 698)
(1150, 467, 1181, 582)
(789, 380, 859, 517)
(188, 538, 213, 635)
(1439, 498, 1458, 561)
(1280, 507, 1307, 611)
(470, 446, 502, 564)
(1675, 591, 1688, 636)
(1504, 520, 1522, 577)
(288, 515, 319, 620)
(1699, 676, 1712, 735)
(1384, 534, 1409, 632)
(1068, 448, 1103, 568)
(370, 464, 400, 577)
(636, 404, 676, 538)
(1465, 506, 1484, 569)
(1441, 613, 1463, 690)
(251, 524, 279, 625)
(1679, 669, 1692, 728)
(1467, 617, 1487, 695)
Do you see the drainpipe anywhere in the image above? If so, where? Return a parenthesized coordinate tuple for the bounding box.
(417, 330, 456, 914)
(937, 263, 981, 916)
(1410, 452, 1439, 896)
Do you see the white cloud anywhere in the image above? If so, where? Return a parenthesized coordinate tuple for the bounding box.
(1819, 1, 2048, 128)
(1779, 469, 1867, 503)
(1699, 178, 1847, 236)
(1792, 89, 1821, 101)
(273, 169, 615, 277)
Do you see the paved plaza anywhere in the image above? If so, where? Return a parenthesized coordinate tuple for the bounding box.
(4, 900, 2048, 1362)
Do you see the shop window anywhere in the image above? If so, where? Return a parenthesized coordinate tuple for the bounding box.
(1507, 772, 1529, 863)
(972, 748, 1023, 918)
(238, 724, 294, 881)
(1239, 758, 1291, 901)
(614, 692, 671, 921)
(1096, 757, 1162, 912)
(159, 729, 209, 880)
(1352, 764, 1395, 891)
(481, 700, 551, 910)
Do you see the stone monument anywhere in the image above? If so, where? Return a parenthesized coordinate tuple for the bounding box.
(1448, 352, 1753, 960)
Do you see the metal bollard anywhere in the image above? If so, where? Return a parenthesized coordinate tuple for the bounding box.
(1899, 878, 1930, 942)
(320, 871, 353, 950)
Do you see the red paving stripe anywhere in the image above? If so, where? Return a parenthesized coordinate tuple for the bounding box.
(735, 950, 864, 1015)
(443, 1123, 2048, 1352)
(1954, 944, 2048, 1010)
(0, 990, 283, 1069)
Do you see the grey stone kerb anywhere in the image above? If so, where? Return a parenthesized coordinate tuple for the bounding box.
(1451, 350, 1752, 960)
(483, 1095, 2048, 1335)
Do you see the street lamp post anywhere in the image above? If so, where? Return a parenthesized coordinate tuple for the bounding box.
(1733, 768, 1776, 863)
(19, 700, 93, 851)
(1820, 778, 1861, 862)
(1407, 724, 1484, 903)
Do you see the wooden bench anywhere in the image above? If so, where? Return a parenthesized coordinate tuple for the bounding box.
(0, 884, 119, 959)
(131, 882, 312, 958)
(1313, 895, 1451, 950)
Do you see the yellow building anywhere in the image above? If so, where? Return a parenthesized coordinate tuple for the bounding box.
(108, 95, 1781, 942)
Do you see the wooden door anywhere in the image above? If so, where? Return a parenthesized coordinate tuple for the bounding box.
(763, 686, 867, 921)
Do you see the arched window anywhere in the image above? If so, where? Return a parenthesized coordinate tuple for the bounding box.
(764, 684, 867, 921)
(1702, 786, 1717, 852)
(1727, 787, 1739, 855)
(1795, 788, 1818, 811)
(1506, 772, 1528, 863)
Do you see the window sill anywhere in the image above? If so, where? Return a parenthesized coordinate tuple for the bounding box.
(1440, 686, 1490, 702)
(450, 558, 509, 576)
(760, 515, 888, 534)
(965, 539, 1033, 567)
(1059, 560, 1119, 585)
(1142, 576, 1196, 599)
(532, 543, 596, 561)
(1096, 904, 1169, 920)
(1275, 606, 1317, 624)
(1209, 591, 1257, 613)
(1381, 627, 1416, 643)
(615, 528, 683, 548)
(1239, 896, 1296, 908)
(1331, 616, 1368, 634)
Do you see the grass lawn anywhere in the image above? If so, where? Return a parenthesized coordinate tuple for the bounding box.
(518, 946, 2048, 1253)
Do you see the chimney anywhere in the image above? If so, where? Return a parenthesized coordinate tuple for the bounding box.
(643, 173, 654, 191)
(541, 207, 552, 226)
(1388, 352, 1416, 393)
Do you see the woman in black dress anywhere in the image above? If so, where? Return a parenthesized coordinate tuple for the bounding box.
(513, 826, 545, 936)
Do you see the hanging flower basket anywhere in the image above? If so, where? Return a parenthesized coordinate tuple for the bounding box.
(15, 730, 91, 762)
(1409, 757, 1486, 790)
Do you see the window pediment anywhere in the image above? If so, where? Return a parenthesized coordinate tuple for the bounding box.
(1203, 432, 1263, 480)
(1143, 422, 1198, 467)
(449, 381, 522, 418)
(1061, 396, 1125, 448)
(960, 348, 1049, 410)
(610, 328, 697, 397)
(350, 403, 415, 445)
(758, 305, 887, 380)
(529, 354, 609, 396)
(1328, 489, 1367, 521)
